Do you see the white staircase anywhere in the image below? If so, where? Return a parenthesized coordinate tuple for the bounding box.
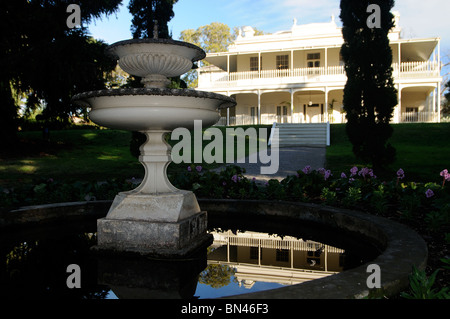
(270, 123, 330, 147)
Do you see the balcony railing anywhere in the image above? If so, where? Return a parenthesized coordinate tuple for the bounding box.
(400, 112, 439, 123)
(215, 111, 439, 126)
(199, 61, 440, 88)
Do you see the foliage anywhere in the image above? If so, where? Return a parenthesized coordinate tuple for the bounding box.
(198, 264, 236, 289)
(400, 266, 449, 299)
(128, 0, 178, 39)
(3, 165, 450, 235)
(179, 23, 265, 88)
(340, 0, 398, 170)
(0, 0, 121, 146)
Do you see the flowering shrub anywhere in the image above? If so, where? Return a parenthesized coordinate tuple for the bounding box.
(1, 165, 449, 233)
(171, 164, 450, 233)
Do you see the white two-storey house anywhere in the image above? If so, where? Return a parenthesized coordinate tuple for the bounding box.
(197, 13, 442, 126)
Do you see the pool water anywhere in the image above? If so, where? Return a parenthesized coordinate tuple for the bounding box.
(0, 214, 380, 299)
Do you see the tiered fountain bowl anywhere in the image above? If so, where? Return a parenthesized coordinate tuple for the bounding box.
(73, 38, 236, 258)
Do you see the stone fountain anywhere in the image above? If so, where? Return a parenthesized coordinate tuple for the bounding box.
(73, 38, 235, 258)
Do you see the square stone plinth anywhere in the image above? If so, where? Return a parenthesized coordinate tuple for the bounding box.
(95, 211, 212, 257)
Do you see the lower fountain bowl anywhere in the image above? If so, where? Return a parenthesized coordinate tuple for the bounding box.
(72, 88, 236, 131)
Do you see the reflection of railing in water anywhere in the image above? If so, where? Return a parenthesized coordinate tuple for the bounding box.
(211, 230, 344, 254)
(207, 230, 346, 288)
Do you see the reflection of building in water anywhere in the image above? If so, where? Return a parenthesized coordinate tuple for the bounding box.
(208, 230, 346, 288)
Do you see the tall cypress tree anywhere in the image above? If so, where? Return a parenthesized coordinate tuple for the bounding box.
(340, 0, 398, 171)
(128, 0, 178, 39)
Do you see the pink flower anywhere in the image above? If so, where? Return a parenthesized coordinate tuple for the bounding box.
(440, 169, 448, 177)
(425, 189, 434, 198)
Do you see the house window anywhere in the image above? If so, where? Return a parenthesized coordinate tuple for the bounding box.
(276, 249, 289, 262)
(406, 107, 418, 113)
(276, 55, 289, 70)
(307, 53, 321, 68)
(250, 247, 261, 260)
(250, 56, 262, 71)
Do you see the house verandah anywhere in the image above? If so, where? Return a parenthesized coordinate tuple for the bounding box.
(215, 84, 441, 126)
(198, 14, 442, 127)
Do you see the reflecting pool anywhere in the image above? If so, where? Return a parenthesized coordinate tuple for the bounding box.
(0, 213, 379, 299)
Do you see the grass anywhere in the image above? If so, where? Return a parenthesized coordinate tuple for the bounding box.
(326, 123, 450, 183)
(0, 125, 271, 187)
(0, 129, 143, 187)
(1, 123, 448, 187)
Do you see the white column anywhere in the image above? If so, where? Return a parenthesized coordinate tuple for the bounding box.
(324, 88, 328, 123)
(438, 83, 441, 123)
(432, 88, 436, 114)
(226, 91, 230, 126)
(291, 50, 294, 73)
(397, 85, 402, 123)
(258, 51, 261, 78)
(257, 90, 261, 125)
(290, 89, 294, 123)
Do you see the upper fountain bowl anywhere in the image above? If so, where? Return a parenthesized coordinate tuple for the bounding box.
(107, 39, 206, 88)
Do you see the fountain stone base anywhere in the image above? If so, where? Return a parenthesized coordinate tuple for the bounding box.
(94, 190, 213, 257)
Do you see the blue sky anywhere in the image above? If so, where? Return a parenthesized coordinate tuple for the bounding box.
(87, 0, 450, 59)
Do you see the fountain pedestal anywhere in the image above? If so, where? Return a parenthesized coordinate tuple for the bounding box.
(73, 39, 235, 258)
(95, 130, 212, 257)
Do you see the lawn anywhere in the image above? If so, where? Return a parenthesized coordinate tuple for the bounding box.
(1, 123, 448, 187)
(0, 125, 271, 187)
(326, 123, 450, 183)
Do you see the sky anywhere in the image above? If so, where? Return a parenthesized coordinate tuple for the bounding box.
(87, 0, 450, 61)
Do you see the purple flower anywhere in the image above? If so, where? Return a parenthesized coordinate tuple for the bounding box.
(231, 175, 238, 183)
(318, 168, 326, 175)
(302, 166, 312, 175)
(359, 167, 374, 179)
(187, 166, 192, 172)
(350, 166, 358, 177)
(222, 181, 227, 186)
(196, 165, 202, 172)
(324, 170, 332, 181)
(341, 172, 347, 179)
(397, 168, 405, 180)
(425, 189, 435, 198)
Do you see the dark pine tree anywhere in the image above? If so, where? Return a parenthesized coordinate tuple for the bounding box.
(0, 0, 122, 151)
(340, 0, 398, 172)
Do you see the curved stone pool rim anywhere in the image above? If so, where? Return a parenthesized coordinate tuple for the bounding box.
(2, 199, 427, 299)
